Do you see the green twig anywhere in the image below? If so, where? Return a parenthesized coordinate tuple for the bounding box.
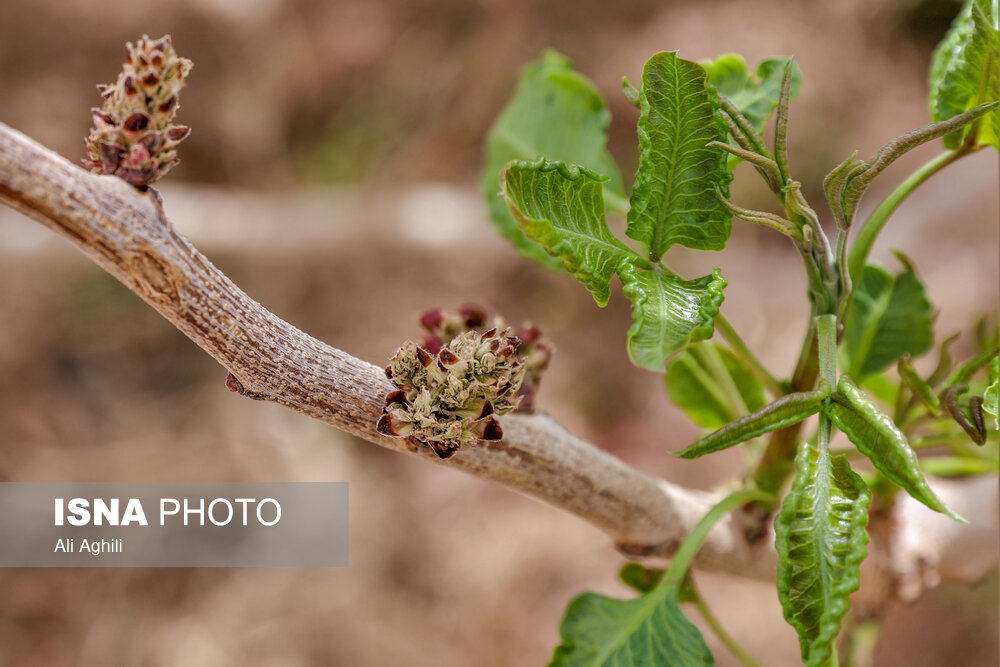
(660, 488, 774, 589)
(847, 148, 976, 282)
(773, 59, 795, 185)
(716, 314, 786, 396)
(816, 315, 838, 389)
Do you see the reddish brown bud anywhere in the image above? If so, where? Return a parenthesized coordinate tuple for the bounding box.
(517, 325, 541, 344)
(376, 413, 400, 437)
(158, 95, 176, 113)
(225, 372, 245, 394)
(139, 131, 164, 154)
(415, 346, 434, 368)
(419, 308, 444, 331)
(123, 112, 150, 133)
(427, 441, 459, 459)
(92, 109, 115, 125)
(421, 335, 442, 354)
(167, 125, 191, 141)
(475, 416, 503, 440)
(385, 390, 407, 406)
(459, 304, 487, 328)
(438, 348, 459, 366)
(98, 142, 123, 173)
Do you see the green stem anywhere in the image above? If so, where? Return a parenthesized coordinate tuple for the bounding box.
(700, 342, 750, 417)
(945, 344, 1000, 386)
(815, 316, 838, 469)
(835, 228, 851, 320)
(715, 315, 786, 396)
(841, 619, 881, 667)
(847, 148, 974, 282)
(750, 316, 818, 499)
(816, 315, 838, 389)
(688, 579, 766, 667)
(660, 488, 774, 588)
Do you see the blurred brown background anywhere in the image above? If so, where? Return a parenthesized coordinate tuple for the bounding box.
(0, 0, 997, 665)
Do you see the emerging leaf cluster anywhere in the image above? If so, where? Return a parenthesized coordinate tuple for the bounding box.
(479, 1, 999, 663)
(491, 51, 739, 372)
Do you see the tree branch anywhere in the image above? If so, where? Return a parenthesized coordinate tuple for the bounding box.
(0, 122, 994, 596)
(0, 122, 774, 578)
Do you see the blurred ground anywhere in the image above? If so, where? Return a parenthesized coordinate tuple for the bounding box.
(0, 0, 998, 665)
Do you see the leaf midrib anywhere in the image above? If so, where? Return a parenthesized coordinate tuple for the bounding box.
(648, 60, 685, 261)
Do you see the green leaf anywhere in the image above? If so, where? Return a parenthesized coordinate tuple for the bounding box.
(919, 455, 999, 477)
(552, 489, 770, 667)
(665, 341, 766, 429)
(502, 159, 640, 306)
(675, 382, 830, 459)
(775, 444, 871, 667)
(827, 376, 965, 521)
(627, 52, 733, 260)
(482, 51, 626, 269)
(844, 264, 933, 379)
(620, 264, 727, 371)
(929, 0, 1000, 150)
(702, 54, 802, 133)
(551, 587, 713, 667)
(898, 355, 941, 414)
(984, 355, 999, 429)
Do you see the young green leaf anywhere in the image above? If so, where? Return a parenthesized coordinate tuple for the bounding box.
(621, 77, 640, 108)
(665, 341, 766, 430)
(844, 264, 933, 379)
(502, 159, 640, 306)
(827, 376, 966, 521)
(702, 54, 802, 135)
(619, 263, 727, 371)
(983, 355, 999, 429)
(897, 355, 940, 414)
(844, 103, 997, 216)
(627, 51, 733, 260)
(674, 382, 830, 459)
(919, 455, 1000, 477)
(775, 444, 871, 667)
(929, 0, 1000, 150)
(551, 587, 713, 667)
(482, 52, 626, 269)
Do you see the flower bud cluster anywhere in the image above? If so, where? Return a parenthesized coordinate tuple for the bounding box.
(84, 35, 192, 187)
(377, 327, 527, 459)
(418, 305, 553, 413)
